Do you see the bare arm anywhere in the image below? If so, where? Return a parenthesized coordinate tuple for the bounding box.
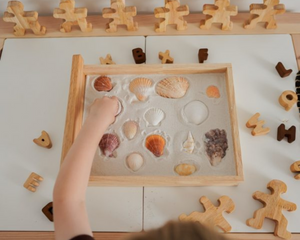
(53, 97, 119, 240)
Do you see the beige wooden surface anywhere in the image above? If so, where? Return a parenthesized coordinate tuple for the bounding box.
(291, 34, 300, 70)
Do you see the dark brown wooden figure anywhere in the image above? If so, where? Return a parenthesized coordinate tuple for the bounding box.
(277, 124, 296, 143)
(276, 62, 293, 78)
(198, 49, 209, 63)
(132, 48, 146, 64)
(42, 202, 53, 222)
(295, 71, 300, 116)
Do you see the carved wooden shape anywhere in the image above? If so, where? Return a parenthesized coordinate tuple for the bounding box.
(275, 62, 292, 78)
(290, 161, 300, 180)
(279, 90, 297, 111)
(42, 202, 53, 222)
(246, 113, 270, 136)
(159, 50, 174, 64)
(100, 54, 116, 65)
(132, 48, 146, 64)
(198, 48, 209, 63)
(296, 71, 300, 117)
(33, 130, 52, 149)
(23, 172, 43, 192)
(277, 124, 296, 143)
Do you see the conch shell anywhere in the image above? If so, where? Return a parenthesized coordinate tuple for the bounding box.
(175, 163, 196, 176)
(123, 121, 138, 140)
(156, 76, 189, 99)
(99, 133, 120, 157)
(129, 78, 153, 101)
(145, 135, 166, 157)
(94, 76, 113, 92)
(183, 131, 195, 154)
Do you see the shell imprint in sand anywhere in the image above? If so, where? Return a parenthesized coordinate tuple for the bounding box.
(94, 76, 113, 92)
(99, 133, 120, 157)
(145, 135, 166, 157)
(175, 163, 196, 176)
(144, 108, 165, 126)
(183, 131, 195, 154)
(126, 153, 144, 172)
(206, 85, 220, 98)
(123, 121, 138, 140)
(156, 76, 189, 99)
(183, 100, 209, 125)
(129, 78, 153, 101)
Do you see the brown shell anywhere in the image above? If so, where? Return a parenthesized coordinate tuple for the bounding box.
(94, 76, 113, 92)
(175, 164, 196, 176)
(99, 133, 120, 157)
(145, 135, 166, 157)
(156, 76, 189, 99)
(206, 85, 220, 98)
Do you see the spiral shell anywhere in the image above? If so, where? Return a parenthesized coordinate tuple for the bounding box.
(99, 133, 120, 157)
(145, 135, 166, 157)
(175, 163, 196, 176)
(144, 108, 165, 126)
(94, 76, 113, 92)
(156, 76, 189, 99)
(123, 121, 138, 140)
(129, 78, 153, 101)
(183, 131, 195, 154)
(206, 85, 220, 98)
(126, 153, 144, 172)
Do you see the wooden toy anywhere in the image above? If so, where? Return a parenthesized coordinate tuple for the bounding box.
(154, 0, 189, 33)
(132, 48, 146, 64)
(277, 124, 296, 143)
(42, 202, 53, 222)
(179, 196, 235, 233)
(3, 1, 46, 36)
(102, 0, 138, 33)
(53, 0, 92, 33)
(198, 48, 208, 63)
(244, 0, 286, 29)
(279, 90, 297, 111)
(295, 71, 300, 117)
(290, 161, 300, 180)
(275, 62, 293, 78)
(247, 179, 297, 239)
(100, 54, 116, 65)
(159, 50, 174, 64)
(200, 0, 238, 31)
(23, 172, 43, 192)
(246, 113, 270, 136)
(33, 130, 52, 149)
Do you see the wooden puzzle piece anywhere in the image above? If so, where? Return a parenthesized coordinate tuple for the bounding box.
(290, 161, 300, 180)
(200, 0, 238, 31)
(244, 0, 286, 29)
(246, 113, 270, 136)
(277, 124, 296, 143)
(295, 71, 300, 117)
(42, 202, 53, 222)
(23, 172, 43, 192)
(33, 131, 52, 149)
(53, 0, 92, 33)
(102, 0, 138, 33)
(154, 0, 189, 33)
(247, 179, 297, 239)
(132, 48, 146, 64)
(275, 62, 292, 78)
(159, 50, 174, 64)
(179, 196, 235, 233)
(279, 90, 297, 111)
(198, 48, 208, 63)
(3, 1, 46, 36)
(100, 54, 116, 65)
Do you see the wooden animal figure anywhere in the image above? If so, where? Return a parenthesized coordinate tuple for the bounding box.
(246, 113, 270, 136)
(23, 172, 43, 192)
(279, 90, 297, 111)
(53, 0, 92, 33)
(100, 54, 116, 65)
(33, 130, 52, 149)
(290, 161, 300, 180)
(179, 196, 235, 233)
(154, 0, 189, 33)
(247, 180, 297, 239)
(159, 50, 174, 64)
(200, 0, 238, 31)
(102, 0, 138, 33)
(244, 0, 286, 29)
(3, 1, 46, 36)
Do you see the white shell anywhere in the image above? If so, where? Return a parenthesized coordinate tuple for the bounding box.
(183, 101, 209, 125)
(183, 131, 195, 154)
(126, 153, 144, 172)
(144, 108, 165, 126)
(129, 78, 153, 102)
(122, 121, 138, 140)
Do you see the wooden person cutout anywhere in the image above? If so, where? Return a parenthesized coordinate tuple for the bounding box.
(33, 131, 52, 149)
(3, 1, 46, 36)
(247, 180, 297, 239)
(246, 113, 270, 136)
(53, 0, 92, 33)
(154, 0, 189, 33)
(200, 0, 238, 31)
(100, 54, 116, 65)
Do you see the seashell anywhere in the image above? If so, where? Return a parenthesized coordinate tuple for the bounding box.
(156, 76, 189, 99)
(123, 121, 138, 140)
(126, 153, 144, 172)
(183, 100, 209, 125)
(145, 135, 166, 157)
(115, 100, 122, 116)
(183, 131, 195, 154)
(129, 78, 153, 101)
(175, 163, 196, 176)
(99, 133, 120, 157)
(144, 108, 165, 126)
(94, 76, 113, 92)
(206, 85, 220, 98)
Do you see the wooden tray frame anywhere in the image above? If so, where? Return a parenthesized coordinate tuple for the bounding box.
(61, 54, 243, 186)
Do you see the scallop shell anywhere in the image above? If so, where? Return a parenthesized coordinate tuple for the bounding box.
(94, 76, 113, 92)
(126, 153, 144, 172)
(206, 85, 220, 98)
(129, 78, 153, 101)
(183, 100, 209, 125)
(156, 76, 189, 99)
(175, 163, 196, 176)
(99, 133, 120, 157)
(123, 121, 138, 140)
(115, 100, 123, 116)
(145, 135, 166, 157)
(183, 131, 195, 154)
(144, 108, 165, 126)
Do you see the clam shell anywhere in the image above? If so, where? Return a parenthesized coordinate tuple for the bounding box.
(183, 131, 195, 154)
(129, 78, 153, 101)
(123, 121, 138, 140)
(206, 85, 220, 98)
(94, 76, 113, 92)
(183, 100, 209, 125)
(156, 76, 189, 99)
(145, 135, 166, 157)
(175, 163, 196, 176)
(144, 108, 165, 126)
(126, 153, 144, 172)
(99, 133, 120, 157)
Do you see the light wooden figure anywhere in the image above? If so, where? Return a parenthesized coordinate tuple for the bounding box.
(53, 0, 92, 33)
(102, 0, 138, 33)
(3, 1, 46, 36)
(246, 113, 270, 136)
(244, 0, 286, 29)
(200, 0, 238, 31)
(33, 130, 52, 149)
(179, 196, 235, 233)
(154, 0, 189, 33)
(279, 90, 297, 111)
(100, 54, 116, 65)
(159, 50, 174, 64)
(290, 161, 300, 180)
(247, 179, 297, 239)
(23, 172, 43, 192)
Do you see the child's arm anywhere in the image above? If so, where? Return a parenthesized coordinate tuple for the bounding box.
(53, 97, 119, 240)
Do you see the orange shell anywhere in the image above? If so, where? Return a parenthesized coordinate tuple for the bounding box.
(94, 76, 113, 92)
(206, 85, 220, 98)
(175, 163, 196, 176)
(145, 135, 166, 157)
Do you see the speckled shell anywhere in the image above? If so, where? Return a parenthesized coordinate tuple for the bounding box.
(206, 85, 220, 98)
(144, 108, 165, 126)
(183, 131, 195, 154)
(126, 153, 144, 172)
(145, 135, 166, 157)
(175, 163, 196, 176)
(94, 76, 113, 92)
(156, 76, 189, 99)
(123, 121, 138, 140)
(129, 78, 153, 101)
(99, 133, 120, 157)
